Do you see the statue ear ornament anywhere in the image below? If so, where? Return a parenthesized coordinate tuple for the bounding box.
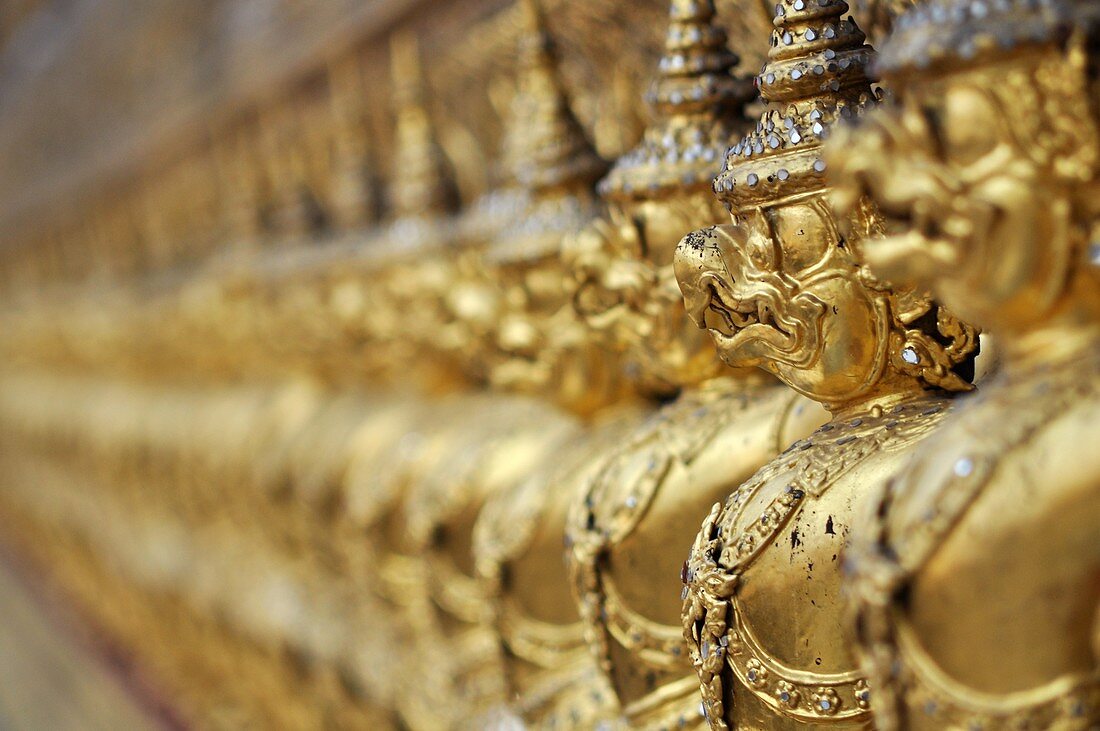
(851, 251, 979, 394)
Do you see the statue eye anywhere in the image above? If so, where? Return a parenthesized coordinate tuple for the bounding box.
(919, 105, 947, 160)
(629, 215, 646, 251)
(768, 203, 833, 274)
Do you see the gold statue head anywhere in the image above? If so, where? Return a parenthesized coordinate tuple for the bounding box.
(675, 0, 978, 409)
(568, 0, 756, 395)
(829, 0, 1100, 337)
(479, 0, 618, 413)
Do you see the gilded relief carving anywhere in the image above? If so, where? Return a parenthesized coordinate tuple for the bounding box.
(0, 0, 1095, 729)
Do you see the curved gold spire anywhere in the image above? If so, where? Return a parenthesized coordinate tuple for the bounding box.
(506, 0, 607, 198)
(600, 0, 755, 202)
(326, 56, 380, 231)
(881, 0, 1098, 74)
(715, 0, 877, 210)
(488, 0, 608, 263)
(389, 32, 460, 222)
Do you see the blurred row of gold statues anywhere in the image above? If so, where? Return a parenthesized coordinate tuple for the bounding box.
(0, 0, 1097, 728)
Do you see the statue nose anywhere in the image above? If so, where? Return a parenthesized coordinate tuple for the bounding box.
(674, 230, 714, 329)
(674, 225, 750, 330)
(674, 229, 708, 264)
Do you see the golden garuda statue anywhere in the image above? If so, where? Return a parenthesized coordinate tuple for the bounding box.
(0, 0, 1096, 729)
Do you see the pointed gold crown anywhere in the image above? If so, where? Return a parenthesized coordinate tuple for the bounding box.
(389, 32, 460, 222)
(259, 103, 319, 238)
(487, 0, 608, 263)
(879, 0, 1100, 76)
(326, 57, 379, 229)
(599, 0, 755, 202)
(715, 0, 877, 211)
(507, 0, 607, 197)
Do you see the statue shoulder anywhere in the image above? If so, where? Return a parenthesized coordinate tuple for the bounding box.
(569, 382, 817, 558)
(476, 408, 637, 581)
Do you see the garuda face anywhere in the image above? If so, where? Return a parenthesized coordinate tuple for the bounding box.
(569, 193, 726, 394)
(487, 254, 621, 415)
(488, 257, 563, 391)
(674, 198, 896, 405)
(830, 47, 1100, 335)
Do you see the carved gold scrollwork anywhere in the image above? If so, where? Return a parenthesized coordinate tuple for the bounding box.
(683, 399, 954, 728)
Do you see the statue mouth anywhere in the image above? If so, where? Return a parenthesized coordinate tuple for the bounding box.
(835, 153, 965, 286)
(676, 226, 817, 370)
(692, 275, 805, 367)
(868, 189, 977, 287)
(875, 184, 958, 247)
(711, 310, 801, 364)
(703, 291, 787, 339)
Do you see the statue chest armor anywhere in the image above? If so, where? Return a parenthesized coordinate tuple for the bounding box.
(568, 379, 824, 730)
(849, 356, 1100, 731)
(402, 395, 579, 726)
(358, 397, 482, 610)
(473, 404, 651, 727)
(342, 394, 528, 729)
(407, 396, 578, 625)
(683, 396, 955, 730)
